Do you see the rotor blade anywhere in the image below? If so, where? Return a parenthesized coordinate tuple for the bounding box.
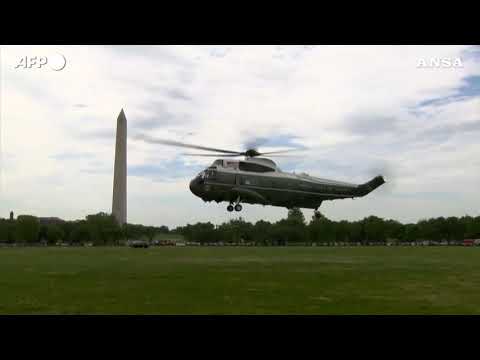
(182, 153, 241, 157)
(259, 148, 307, 155)
(134, 134, 241, 154)
(263, 154, 303, 158)
(182, 153, 301, 158)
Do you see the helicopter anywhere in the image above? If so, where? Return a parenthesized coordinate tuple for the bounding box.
(135, 135, 386, 212)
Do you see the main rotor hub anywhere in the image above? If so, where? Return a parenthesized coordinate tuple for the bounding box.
(244, 149, 261, 157)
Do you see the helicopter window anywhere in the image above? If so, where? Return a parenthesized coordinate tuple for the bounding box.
(241, 177, 258, 186)
(212, 160, 223, 167)
(205, 169, 217, 179)
(224, 161, 238, 169)
(238, 162, 273, 173)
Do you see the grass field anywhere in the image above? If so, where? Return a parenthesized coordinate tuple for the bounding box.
(1, 246, 479, 314)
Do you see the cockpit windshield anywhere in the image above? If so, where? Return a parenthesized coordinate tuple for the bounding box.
(198, 168, 217, 182)
(197, 171, 206, 182)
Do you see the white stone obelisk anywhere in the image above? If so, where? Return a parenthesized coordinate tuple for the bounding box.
(112, 109, 127, 225)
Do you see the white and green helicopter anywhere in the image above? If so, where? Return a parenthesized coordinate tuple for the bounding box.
(137, 135, 385, 212)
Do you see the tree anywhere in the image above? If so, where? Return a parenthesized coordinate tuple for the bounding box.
(445, 216, 465, 241)
(463, 216, 480, 238)
(181, 222, 216, 244)
(69, 223, 92, 244)
(253, 220, 273, 245)
(46, 224, 65, 244)
(363, 216, 387, 243)
(402, 223, 420, 242)
(269, 221, 289, 245)
(273, 208, 306, 244)
(0, 219, 9, 242)
(16, 215, 40, 243)
(348, 221, 363, 243)
(158, 225, 169, 233)
(125, 223, 144, 240)
(60, 221, 76, 243)
(86, 213, 122, 245)
(4, 211, 479, 247)
(384, 219, 404, 242)
(143, 226, 159, 243)
(312, 210, 325, 221)
(39, 225, 48, 243)
(287, 208, 305, 226)
(309, 215, 336, 244)
(229, 217, 255, 243)
(336, 220, 350, 242)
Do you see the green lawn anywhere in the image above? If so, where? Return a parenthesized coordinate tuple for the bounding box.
(0, 246, 479, 314)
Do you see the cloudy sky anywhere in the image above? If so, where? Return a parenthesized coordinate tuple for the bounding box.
(0, 45, 479, 227)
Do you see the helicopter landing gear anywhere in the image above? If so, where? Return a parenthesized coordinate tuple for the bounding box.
(227, 197, 242, 212)
(234, 196, 242, 212)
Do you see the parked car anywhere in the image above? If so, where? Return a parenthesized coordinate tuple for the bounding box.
(127, 240, 149, 248)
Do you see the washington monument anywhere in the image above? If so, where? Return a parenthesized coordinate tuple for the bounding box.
(112, 109, 127, 225)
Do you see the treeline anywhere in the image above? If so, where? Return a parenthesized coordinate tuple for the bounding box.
(0, 212, 169, 245)
(174, 209, 480, 245)
(1, 209, 480, 246)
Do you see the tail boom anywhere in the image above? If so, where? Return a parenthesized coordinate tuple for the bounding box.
(355, 175, 386, 197)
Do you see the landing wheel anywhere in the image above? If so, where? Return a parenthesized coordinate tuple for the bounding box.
(234, 204, 242, 212)
(227, 205, 234, 212)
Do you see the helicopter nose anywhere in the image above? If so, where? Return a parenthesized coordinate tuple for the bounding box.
(189, 178, 202, 197)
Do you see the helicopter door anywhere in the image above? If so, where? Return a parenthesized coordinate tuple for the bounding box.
(235, 174, 241, 186)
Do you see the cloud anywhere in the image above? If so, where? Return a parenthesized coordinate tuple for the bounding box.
(128, 157, 204, 183)
(2, 45, 480, 227)
(417, 75, 480, 107)
(131, 100, 191, 131)
(76, 129, 115, 141)
(80, 167, 111, 175)
(210, 47, 231, 58)
(103, 45, 189, 66)
(418, 119, 480, 142)
(164, 88, 192, 101)
(50, 152, 94, 160)
(342, 114, 400, 136)
(243, 134, 306, 150)
(462, 46, 480, 62)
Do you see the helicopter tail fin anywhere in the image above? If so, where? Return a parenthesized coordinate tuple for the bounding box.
(356, 176, 386, 197)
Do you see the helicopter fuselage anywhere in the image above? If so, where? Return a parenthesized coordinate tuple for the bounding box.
(189, 158, 385, 211)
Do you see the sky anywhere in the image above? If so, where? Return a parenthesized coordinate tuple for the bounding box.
(0, 45, 479, 228)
